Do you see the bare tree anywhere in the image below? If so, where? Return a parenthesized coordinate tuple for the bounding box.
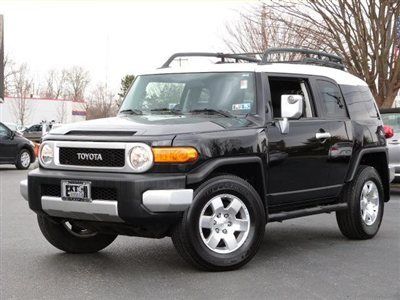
(224, 4, 320, 55)
(9, 63, 32, 125)
(65, 66, 90, 102)
(226, 1, 400, 108)
(85, 84, 118, 120)
(56, 101, 68, 123)
(43, 69, 68, 99)
(3, 54, 18, 96)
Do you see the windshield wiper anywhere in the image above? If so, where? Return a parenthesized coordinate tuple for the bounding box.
(150, 107, 181, 114)
(189, 108, 234, 118)
(119, 108, 143, 115)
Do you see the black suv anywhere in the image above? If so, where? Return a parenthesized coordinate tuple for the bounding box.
(21, 49, 389, 271)
(0, 122, 35, 169)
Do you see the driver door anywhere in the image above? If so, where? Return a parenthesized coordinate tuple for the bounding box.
(266, 76, 333, 205)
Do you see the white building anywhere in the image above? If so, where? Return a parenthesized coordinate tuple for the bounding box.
(0, 96, 86, 126)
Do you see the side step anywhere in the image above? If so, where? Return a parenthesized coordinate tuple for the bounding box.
(268, 203, 348, 222)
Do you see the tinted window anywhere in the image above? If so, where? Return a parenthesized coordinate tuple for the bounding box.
(317, 80, 347, 118)
(340, 85, 379, 119)
(0, 124, 9, 137)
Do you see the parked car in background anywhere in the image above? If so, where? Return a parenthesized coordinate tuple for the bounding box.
(380, 108, 400, 182)
(0, 122, 36, 169)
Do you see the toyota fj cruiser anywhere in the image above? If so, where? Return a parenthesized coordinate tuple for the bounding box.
(20, 48, 390, 271)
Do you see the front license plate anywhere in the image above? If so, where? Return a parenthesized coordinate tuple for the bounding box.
(61, 180, 92, 202)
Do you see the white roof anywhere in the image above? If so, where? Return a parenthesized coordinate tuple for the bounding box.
(139, 63, 367, 87)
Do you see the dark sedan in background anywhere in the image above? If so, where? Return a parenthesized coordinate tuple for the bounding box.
(0, 122, 36, 169)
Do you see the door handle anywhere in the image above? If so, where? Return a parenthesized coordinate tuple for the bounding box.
(316, 132, 331, 139)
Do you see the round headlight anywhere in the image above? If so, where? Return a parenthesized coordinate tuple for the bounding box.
(40, 143, 54, 165)
(129, 144, 153, 172)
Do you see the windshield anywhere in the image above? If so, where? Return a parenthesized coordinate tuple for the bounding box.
(119, 72, 256, 117)
(382, 113, 400, 131)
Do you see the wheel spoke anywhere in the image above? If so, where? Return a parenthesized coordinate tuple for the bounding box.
(211, 197, 224, 212)
(227, 198, 242, 215)
(232, 219, 249, 232)
(223, 233, 238, 250)
(200, 215, 213, 229)
(206, 232, 221, 249)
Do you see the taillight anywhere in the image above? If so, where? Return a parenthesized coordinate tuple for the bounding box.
(383, 125, 394, 139)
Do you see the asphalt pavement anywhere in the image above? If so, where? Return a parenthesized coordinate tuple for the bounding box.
(1, 165, 399, 300)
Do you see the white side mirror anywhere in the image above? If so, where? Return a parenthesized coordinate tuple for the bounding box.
(278, 94, 304, 134)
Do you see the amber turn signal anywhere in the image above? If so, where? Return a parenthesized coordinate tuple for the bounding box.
(152, 147, 199, 163)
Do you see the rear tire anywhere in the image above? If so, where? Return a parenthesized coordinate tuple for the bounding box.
(15, 149, 31, 170)
(336, 165, 384, 240)
(172, 175, 266, 271)
(37, 215, 117, 253)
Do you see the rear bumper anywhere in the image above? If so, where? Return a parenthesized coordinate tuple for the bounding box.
(21, 168, 192, 225)
(389, 164, 400, 182)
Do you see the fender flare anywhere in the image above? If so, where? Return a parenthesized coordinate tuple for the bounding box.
(345, 147, 388, 182)
(186, 156, 266, 190)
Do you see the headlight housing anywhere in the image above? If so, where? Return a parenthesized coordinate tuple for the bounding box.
(39, 143, 54, 166)
(128, 144, 153, 172)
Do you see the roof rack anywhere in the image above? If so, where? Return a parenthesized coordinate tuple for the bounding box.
(160, 52, 260, 68)
(260, 48, 345, 70)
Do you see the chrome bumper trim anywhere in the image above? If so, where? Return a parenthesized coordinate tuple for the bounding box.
(389, 166, 395, 183)
(20, 180, 28, 201)
(41, 196, 123, 222)
(142, 189, 193, 212)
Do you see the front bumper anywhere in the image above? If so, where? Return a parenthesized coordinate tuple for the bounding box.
(20, 168, 193, 225)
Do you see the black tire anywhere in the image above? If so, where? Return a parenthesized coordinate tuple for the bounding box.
(171, 175, 266, 271)
(336, 165, 384, 240)
(37, 215, 117, 253)
(15, 148, 31, 170)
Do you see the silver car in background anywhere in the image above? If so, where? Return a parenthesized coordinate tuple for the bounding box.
(381, 108, 400, 182)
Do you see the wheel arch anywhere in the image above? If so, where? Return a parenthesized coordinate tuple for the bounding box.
(346, 147, 389, 202)
(187, 156, 267, 208)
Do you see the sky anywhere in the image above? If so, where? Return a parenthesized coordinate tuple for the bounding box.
(0, 0, 251, 93)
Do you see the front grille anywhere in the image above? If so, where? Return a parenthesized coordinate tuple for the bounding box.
(59, 147, 125, 167)
(41, 184, 117, 200)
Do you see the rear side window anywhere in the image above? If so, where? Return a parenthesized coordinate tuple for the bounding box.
(340, 85, 379, 119)
(317, 80, 347, 118)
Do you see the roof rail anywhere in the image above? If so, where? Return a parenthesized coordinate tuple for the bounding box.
(161, 52, 260, 68)
(261, 48, 345, 70)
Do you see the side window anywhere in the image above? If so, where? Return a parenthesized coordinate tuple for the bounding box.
(0, 124, 9, 137)
(317, 80, 347, 118)
(340, 85, 379, 119)
(269, 77, 314, 118)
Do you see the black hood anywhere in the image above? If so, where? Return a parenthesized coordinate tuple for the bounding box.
(49, 114, 256, 136)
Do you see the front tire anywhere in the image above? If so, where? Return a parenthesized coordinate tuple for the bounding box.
(172, 175, 266, 271)
(15, 149, 31, 170)
(336, 165, 384, 240)
(37, 215, 117, 253)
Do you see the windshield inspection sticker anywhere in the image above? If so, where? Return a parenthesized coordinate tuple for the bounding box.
(232, 103, 251, 111)
(240, 80, 248, 89)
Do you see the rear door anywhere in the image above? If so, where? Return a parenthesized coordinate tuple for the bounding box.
(313, 78, 352, 196)
(266, 75, 334, 205)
